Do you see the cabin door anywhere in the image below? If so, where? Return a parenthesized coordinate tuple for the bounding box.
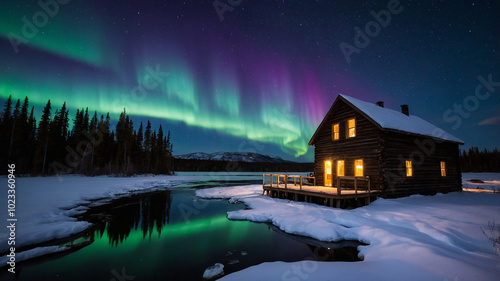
(324, 161, 332, 186)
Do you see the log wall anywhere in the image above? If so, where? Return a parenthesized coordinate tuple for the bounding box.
(311, 99, 462, 197)
(381, 131, 462, 197)
(312, 100, 383, 190)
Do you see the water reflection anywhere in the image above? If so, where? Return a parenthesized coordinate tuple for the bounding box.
(84, 190, 173, 246)
(81, 189, 362, 262)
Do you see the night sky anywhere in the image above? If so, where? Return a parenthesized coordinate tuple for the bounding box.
(1, 0, 499, 162)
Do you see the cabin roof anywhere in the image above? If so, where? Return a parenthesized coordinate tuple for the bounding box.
(308, 94, 464, 145)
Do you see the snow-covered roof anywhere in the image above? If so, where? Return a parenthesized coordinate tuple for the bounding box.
(309, 94, 464, 145)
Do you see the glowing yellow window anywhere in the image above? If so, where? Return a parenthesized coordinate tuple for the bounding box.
(354, 159, 363, 176)
(332, 124, 339, 140)
(337, 160, 345, 177)
(347, 118, 356, 138)
(440, 161, 446, 176)
(325, 161, 332, 186)
(406, 160, 413, 177)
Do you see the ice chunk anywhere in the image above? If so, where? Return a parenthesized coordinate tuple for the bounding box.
(203, 263, 224, 279)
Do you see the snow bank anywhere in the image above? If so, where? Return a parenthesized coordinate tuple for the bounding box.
(196, 185, 262, 199)
(197, 184, 500, 281)
(463, 173, 500, 192)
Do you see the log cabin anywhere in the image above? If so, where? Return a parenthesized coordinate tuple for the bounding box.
(308, 94, 464, 198)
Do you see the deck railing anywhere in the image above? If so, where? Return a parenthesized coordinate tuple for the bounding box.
(262, 174, 315, 191)
(262, 174, 376, 208)
(336, 176, 370, 196)
(263, 174, 370, 195)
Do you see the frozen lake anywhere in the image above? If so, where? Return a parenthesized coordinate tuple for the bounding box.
(3, 179, 361, 281)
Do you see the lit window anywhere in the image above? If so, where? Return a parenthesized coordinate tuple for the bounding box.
(354, 159, 363, 176)
(325, 160, 332, 186)
(406, 160, 413, 177)
(440, 161, 446, 176)
(347, 119, 356, 138)
(337, 160, 345, 176)
(332, 124, 339, 140)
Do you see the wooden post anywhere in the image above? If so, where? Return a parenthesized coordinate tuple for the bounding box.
(355, 177, 358, 201)
(336, 199, 340, 208)
(337, 177, 341, 196)
(284, 175, 288, 198)
(300, 176, 303, 190)
(367, 176, 371, 204)
(367, 176, 371, 193)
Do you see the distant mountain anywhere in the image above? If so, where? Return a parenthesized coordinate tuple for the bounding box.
(175, 152, 295, 163)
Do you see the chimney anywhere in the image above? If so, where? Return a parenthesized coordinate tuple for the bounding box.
(401, 104, 409, 116)
(376, 101, 384, 108)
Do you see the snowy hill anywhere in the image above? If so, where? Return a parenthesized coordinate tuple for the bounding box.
(175, 152, 294, 163)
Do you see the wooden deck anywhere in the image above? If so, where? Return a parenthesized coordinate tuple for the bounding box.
(262, 174, 381, 208)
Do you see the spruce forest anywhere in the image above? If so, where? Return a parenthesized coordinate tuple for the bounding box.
(0, 96, 174, 176)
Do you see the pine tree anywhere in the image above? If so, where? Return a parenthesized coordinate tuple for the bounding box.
(144, 121, 152, 171)
(115, 110, 134, 174)
(25, 106, 37, 173)
(1, 95, 12, 124)
(157, 125, 166, 173)
(88, 111, 99, 174)
(48, 102, 70, 174)
(136, 122, 144, 172)
(34, 100, 52, 174)
(0, 96, 13, 170)
(12, 97, 31, 173)
(151, 131, 157, 173)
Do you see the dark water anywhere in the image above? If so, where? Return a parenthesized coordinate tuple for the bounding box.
(3, 184, 362, 281)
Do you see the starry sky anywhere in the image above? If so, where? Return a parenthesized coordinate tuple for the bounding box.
(1, 0, 499, 162)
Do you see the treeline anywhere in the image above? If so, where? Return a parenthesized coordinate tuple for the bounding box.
(460, 147, 500, 172)
(174, 158, 314, 172)
(0, 96, 174, 176)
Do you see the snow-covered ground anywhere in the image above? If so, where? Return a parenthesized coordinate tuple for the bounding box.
(197, 173, 500, 281)
(463, 173, 500, 193)
(1, 172, 500, 280)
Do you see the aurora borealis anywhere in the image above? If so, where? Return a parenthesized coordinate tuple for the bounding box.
(1, 1, 499, 161)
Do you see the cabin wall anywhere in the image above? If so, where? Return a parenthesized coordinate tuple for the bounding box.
(313, 101, 383, 190)
(381, 131, 462, 197)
